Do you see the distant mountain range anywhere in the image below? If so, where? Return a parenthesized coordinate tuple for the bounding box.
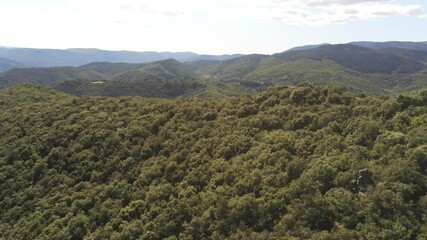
(350, 41, 427, 51)
(1, 41, 427, 97)
(286, 43, 331, 52)
(0, 47, 243, 72)
(0, 57, 24, 72)
(287, 41, 427, 53)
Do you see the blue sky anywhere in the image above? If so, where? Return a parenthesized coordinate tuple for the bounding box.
(0, 0, 426, 54)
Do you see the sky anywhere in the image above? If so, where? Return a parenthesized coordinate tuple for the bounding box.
(0, 0, 426, 54)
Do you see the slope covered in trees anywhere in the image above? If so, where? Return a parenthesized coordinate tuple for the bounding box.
(56, 78, 205, 98)
(0, 67, 105, 88)
(351, 41, 427, 52)
(0, 59, 208, 97)
(276, 44, 424, 74)
(1, 84, 426, 239)
(0, 60, 199, 88)
(201, 44, 427, 94)
(1, 44, 427, 96)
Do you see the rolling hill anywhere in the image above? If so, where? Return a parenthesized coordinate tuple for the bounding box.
(351, 41, 427, 52)
(0, 47, 243, 68)
(0, 66, 104, 88)
(0, 59, 197, 88)
(201, 44, 427, 94)
(276, 44, 424, 74)
(111, 59, 198, 81)
(0, 57, 24, 72)
(1, 43, 427, 96)
(286, 43, 331, 52)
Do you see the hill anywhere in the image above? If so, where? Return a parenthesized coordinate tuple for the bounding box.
(276, 44, 424, 74)
(0, 84, 426, 239)
(0, 59, 256, 98)
(79, 62, 147, 77)
(55, 60, 212, 98)
(0, 66, 104, 88)
(184, 60, 222, 72)
(0, 60, 197, 88)
(111, 59, 198, 81)
(0, 57, 24, 72)
(2, 43, 427, 96)
(351, 41, 427, 52)
(286, 43, 331, 52)
(0, 47, 243, 68)
(286, 41, 427, 53)
(201, 44, 427, 94)
(56, 78, 205, 98)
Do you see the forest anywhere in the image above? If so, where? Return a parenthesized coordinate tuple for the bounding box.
(2, 43, 427, 97)
(0, 84, 426, 239)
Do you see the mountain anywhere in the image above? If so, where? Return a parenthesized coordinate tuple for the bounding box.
(277, 44, 424, 74)
(184, 59, 222, 72)
(111, 59, 198, 81)
(56, 60, 210, 98)
(201, 44, 427, 94)
(79, 62, 147, 76)
(1, 84, 426, 239)
(56, 78, 205, 98)
(286, 41, 427, 53)
(2, 43, 427, 96)
(0, 60, 196, 88)
(0, 57, 24, 72)
(286, 43, 331, 52)
(55, 60, 205, 98)
(0, 66, 104, 88)
(351, 41, 427, 52)
(0, 47, 243, 68)
(201, 54, 269, 79)
(0, 59, 256, 98)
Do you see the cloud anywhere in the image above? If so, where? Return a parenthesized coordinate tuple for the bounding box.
(261, 0, 424, 26)
(161, 11, 185, 17)
(273, 0, 389, 7)
(68, 0, 424, 27)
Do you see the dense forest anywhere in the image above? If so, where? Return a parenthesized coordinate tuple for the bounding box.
(1, 84, 426, 239)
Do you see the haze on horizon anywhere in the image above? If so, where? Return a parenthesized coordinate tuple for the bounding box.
(1, 0, 427, 55)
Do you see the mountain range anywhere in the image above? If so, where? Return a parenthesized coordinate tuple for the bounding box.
(0, 47, 243, 72)
(1, 41, 427, 97)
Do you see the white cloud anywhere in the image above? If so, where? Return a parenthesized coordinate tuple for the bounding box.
(272, 0, 389, 7)
(65, 0, 424, 27)
(254, 0, 424, 26)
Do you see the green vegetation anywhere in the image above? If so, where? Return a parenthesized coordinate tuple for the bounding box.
(1, 84, 426, 239)
(111, 59, 198, 81)
(200, 45, 427, 95)
(0, 66, 104, 88)
(351, 41, 427, 52)
(276, 44, 424, 74)
(56, 78, 205, 98)
(1, 44, 427, 97)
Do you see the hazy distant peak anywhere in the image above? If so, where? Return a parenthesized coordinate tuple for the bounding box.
(286, 43, 331, 52)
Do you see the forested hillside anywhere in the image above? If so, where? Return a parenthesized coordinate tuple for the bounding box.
(1, 44, 427, 97)
(1, 84, 426, 239)
(202, 44, 427, 94)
